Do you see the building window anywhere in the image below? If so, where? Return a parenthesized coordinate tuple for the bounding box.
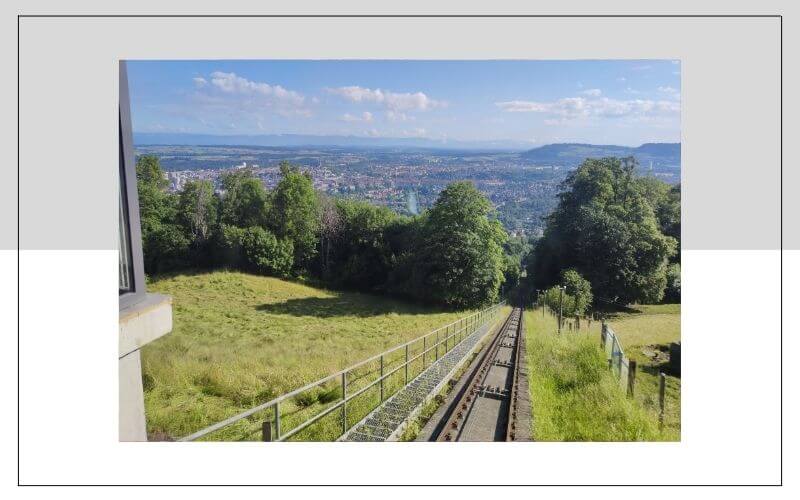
(119, 61, 146, 309)
(119, 155, 133, 293)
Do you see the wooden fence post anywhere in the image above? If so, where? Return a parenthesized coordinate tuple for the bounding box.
(262, 420, 272, 442)
(627, 360, 637, 397)
(658, 372, 667, 430)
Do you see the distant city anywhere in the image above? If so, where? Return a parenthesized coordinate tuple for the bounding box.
(134, 141, 681, 237)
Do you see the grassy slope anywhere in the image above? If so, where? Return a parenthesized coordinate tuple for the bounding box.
(142, 270, 483, 440)
(525, 309, 661, 441)
(607, 304, 681, 441)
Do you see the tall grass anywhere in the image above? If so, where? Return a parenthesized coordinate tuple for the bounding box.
(141, 270, 485, 440)
(608, 304, 681, 441)
(526, 310, 661, 441)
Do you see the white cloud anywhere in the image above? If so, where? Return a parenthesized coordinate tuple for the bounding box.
(495, 96, 680, 120)
(327, 85, 445, 112)
(657, 86, 681, 100)
(580, 88, 602, 97)
(617, 77, 627, 82)
(386, 110, 414, 122)
(341, 111, 374, 122)
(209, 71, 305, 107)
(172, 71, 312, 131)
(183, 71, 311, 123)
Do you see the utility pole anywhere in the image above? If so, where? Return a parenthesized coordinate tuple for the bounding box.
(558, 286, 565, 334)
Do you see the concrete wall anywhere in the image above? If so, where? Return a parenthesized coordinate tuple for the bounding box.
(119, 293, 172, 441)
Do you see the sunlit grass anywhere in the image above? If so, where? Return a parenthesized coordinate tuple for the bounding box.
(142, 270, 484, 440)
(525, 309, 662, 441)
(608, 304, 681, 441)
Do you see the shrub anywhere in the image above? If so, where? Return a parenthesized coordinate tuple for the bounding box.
(561, 269, 593, 315)
(143, 223, 190, 274)
(294, 388, 322, 408)
(663, 263, 681, 303)
(240, 226, 294, 277)
(215, 224, 247, 269)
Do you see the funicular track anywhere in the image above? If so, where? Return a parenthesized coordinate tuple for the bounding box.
(432, 307, 530, 441)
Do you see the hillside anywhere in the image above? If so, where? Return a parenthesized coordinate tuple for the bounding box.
(521, 142, 681, 168)
(140, 270, 480, 440)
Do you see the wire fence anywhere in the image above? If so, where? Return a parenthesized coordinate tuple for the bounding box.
(601, 323, 636, 396)
(178, 302, 506, 442)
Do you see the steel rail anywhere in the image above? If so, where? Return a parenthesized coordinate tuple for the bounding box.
(435, 307, 522, 442)
(505, 309, 524, 441)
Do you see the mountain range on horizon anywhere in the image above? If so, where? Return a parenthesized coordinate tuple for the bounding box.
(521, 142, 680, 167)
(133, 132, 680, 167)
(133, 132, 537, 150)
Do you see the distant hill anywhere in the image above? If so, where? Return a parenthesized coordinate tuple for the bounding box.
(521, 143, 680, 168)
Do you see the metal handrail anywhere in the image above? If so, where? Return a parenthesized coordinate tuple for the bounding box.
(179, 302, 504, 441)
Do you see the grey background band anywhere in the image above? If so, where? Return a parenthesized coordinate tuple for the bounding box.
(10, 16, 786, 250)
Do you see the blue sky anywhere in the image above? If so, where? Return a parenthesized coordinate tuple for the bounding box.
(128, 60, 681, 147)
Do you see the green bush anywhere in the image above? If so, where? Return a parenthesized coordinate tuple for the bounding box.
(541, 278, 591, 318)
(664, 263, 681, 303)
(143, 223, 190, 274)
(561, 269, 593, 315)
(240, 226, 294, 277)
(215, 224, 247, 269)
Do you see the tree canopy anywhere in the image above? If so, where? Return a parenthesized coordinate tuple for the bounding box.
(528, 157, 678, 306)
(408, 182, 507, 308)
(135, 157, 513, 309)
(269, 162, 320, 268)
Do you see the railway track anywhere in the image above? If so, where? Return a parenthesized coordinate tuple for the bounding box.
(433, 307, 529, 442)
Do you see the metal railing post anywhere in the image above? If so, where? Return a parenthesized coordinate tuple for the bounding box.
(423, 336, 427, 369)
(658, 373, 667, 430)
(405, 344, 409, 385)
(274, 402, 281, 440)
(435, 331, 439, 360)
(380, 355, 384, 401)
(341, 372, 347, 434)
